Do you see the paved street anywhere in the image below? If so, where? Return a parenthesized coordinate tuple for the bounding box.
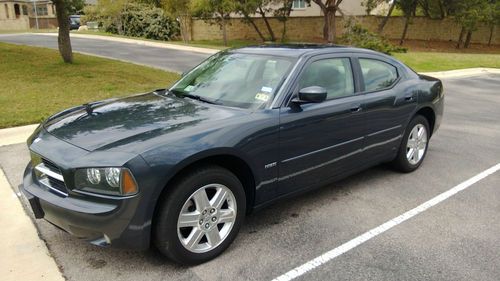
(0, 33, 210, 73)
(0, 73, 499, 280)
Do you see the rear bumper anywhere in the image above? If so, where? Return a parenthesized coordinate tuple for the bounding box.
(21, 162, 151, 250)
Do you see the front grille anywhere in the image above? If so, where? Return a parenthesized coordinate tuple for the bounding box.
(31, 153, 68, 197)
(42, 158, 60, 173)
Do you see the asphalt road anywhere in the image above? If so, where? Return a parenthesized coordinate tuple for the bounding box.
(1, 74, 499, 281)
(0, 34, 210, 73)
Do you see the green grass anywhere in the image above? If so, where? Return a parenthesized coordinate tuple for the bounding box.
(394, 52, 500, 72)
(0, 42, 179, 128)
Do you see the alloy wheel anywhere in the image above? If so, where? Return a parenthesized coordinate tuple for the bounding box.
(406, 124, 428, 165)
(177, 183, 237, 253)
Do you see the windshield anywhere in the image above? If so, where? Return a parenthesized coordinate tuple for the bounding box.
(170, 52, 296, 109)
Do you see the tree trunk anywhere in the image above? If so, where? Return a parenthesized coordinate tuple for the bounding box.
(488, 25, 494, 46)
(464, 30, 472, 48)
(52, 0, 72, 63)
(221, 18, 228, 46)
(438, 0, 446, 19)
(456, 26, 465, 49)
(258, 6, 275, 42)
(400, 15, 410, 45)
(323, 10, 336, 43)
(242, 13, 266, 42)
(378, 1, 396, 34)
(179, 15, 191, 43)
(281, 20, 287, 42)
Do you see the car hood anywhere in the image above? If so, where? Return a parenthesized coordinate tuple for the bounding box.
(43, 91, 245, 151)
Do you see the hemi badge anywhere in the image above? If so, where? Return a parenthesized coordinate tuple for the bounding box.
(264, 162, 277, 169)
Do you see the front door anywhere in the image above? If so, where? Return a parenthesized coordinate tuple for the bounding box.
(277, 55, 366, 196)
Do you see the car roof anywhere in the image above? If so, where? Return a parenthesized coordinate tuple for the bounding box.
(230, 44, 381, 58)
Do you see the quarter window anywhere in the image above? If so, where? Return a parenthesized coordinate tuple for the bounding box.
(359, 59, 398, 92)
(298, 58, 354, 100)
(292, 0, 306, 9)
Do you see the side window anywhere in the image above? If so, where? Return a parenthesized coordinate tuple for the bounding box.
(359, 58, 398, 92)
(298, 58, 354, 100)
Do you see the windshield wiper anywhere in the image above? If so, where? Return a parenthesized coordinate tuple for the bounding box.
(169, 89, 222, 105)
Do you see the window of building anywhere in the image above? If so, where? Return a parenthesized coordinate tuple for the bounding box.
(33, 4, 48, 16)
(4, 4, 9, 19)
(359, 59, 398, 92)
(299, 58, 355, 100)
(14, 4, 20, 18)
(22, 5, 28, 15)
(292, 0, 306, 9)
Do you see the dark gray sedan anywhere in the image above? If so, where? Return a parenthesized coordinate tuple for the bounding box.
(21, 45, 444, 264)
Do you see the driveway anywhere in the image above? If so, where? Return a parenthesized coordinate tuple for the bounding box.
(0, 73, 499, 281)
(0, 33, 211, 73)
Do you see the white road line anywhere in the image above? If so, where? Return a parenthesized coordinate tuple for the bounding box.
(272, 163, 500, 281)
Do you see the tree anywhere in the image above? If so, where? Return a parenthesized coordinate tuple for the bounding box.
(307, 0, 345, 43)
(483, 0, 500, 46)
(235, 0, 267, 42)
(397, 0, 417, 45)
(52, 0, 72, 63)
(191, 0, 236, 46)
(163, 0, 193, 42)
(66, 0, 85, 14)
(273, 0, 293, 41)
(454, 0, 489, 48)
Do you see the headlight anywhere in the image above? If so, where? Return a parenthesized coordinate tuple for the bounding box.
(75, 167, 138, 196)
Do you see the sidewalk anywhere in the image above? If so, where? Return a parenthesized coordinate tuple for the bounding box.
(0, 169, 64, 281)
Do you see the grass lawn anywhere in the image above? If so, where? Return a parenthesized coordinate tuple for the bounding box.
(0, 42, 179, 129)
(393, 52, 500, 72)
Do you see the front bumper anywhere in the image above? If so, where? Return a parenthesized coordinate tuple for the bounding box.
(21, 162, 151, 249)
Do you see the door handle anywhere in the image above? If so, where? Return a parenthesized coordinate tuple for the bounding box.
(404, 95, 413, 101)
(350, 105, 362, 112)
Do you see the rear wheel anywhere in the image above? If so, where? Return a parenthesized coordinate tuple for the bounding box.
(392, 115, 430, 173)
(154, 165, 246, 265)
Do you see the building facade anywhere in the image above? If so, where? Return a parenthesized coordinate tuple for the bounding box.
(0, 0, 56, 30)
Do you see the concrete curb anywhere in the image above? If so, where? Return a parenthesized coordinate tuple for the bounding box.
(0, 169, 65, 281)
(34, 32, 219, 55)
(0, 68, 497, 147)
(0, 124, 38, 147)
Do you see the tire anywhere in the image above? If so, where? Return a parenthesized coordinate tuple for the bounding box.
(392, 115, 430, 173)
(154, 165, 246, 265)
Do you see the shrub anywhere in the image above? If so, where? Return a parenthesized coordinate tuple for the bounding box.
(85, 3, 180, 41)
(340, 18, 407, 55)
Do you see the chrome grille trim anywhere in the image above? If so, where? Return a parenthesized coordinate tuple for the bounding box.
(39, 178, 68, 197)
(35, 163, 64, 182)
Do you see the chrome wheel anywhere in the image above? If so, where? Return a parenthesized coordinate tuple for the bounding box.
(406, 124, 427, 165)
(177, 184, 237, 253)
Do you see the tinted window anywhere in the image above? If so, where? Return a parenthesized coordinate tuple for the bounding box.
(299, 58, 354, 100)
(359, 59, 398, 91)
(171, 53, 295, 109)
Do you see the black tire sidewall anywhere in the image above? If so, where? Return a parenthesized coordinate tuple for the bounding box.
(394, 115, 430, 173)
(154, 165, 246, 265)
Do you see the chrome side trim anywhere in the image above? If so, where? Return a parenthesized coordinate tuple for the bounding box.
(35, 163, 64, 182)
(278, 135, 402, 181)
(282, 137, 364, 163)
(367, 125, 402, 137)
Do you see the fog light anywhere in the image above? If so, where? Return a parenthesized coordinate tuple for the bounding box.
(87, 168, 101, 184)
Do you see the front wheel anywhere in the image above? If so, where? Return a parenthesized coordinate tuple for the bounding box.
(392, 115, 430, 173)
(154, 165, 246, 265)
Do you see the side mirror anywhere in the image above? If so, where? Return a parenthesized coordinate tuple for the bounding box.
(293, 86, 327, 104)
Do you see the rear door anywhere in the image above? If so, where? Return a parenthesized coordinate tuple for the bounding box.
(354, 56, 418, 162)
(277, 54, 366, 196)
